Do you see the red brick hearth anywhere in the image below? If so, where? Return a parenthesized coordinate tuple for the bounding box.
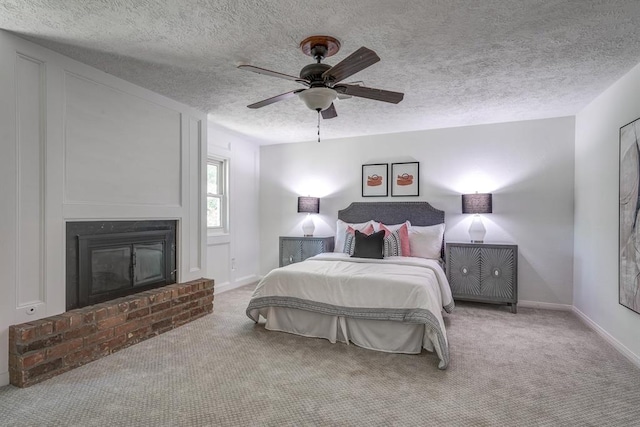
(9, 278, 214, 387)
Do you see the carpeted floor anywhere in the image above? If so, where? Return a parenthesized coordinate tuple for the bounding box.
(1, 284, 640, 426)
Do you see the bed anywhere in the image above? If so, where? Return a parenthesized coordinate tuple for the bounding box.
(246, 201, 454, 369)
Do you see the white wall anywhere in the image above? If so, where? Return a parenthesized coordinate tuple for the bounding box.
(0, 31, 207, 386)
(207, 122, 261, 294)
(260, 117, 575, 307)
(574, 62, 640, 364)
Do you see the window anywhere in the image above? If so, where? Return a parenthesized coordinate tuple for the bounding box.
(207, 158, 227, 232)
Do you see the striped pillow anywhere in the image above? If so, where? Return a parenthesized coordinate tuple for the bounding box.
(381, 228, 403, 257)
(345, 223, 405, 257)
(343, 224, 374, 254)
(379, 223, 410, 257)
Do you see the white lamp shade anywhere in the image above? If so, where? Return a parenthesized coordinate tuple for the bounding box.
(298, 88, 337, 111)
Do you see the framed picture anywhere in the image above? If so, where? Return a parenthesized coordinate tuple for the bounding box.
(391, 162, 419, 196)
(619, 116, 640, 315)
(362, 163, 388, 197)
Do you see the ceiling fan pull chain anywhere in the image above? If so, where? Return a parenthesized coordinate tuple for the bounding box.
(317, 110, 321, 143)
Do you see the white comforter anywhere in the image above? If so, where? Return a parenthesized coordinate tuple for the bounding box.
(246, 253, 454, 369)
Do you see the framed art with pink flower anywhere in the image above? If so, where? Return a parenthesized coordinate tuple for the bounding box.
(391, 162, 419, 196)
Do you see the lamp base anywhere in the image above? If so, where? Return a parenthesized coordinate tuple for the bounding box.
(302, 214, 315, 237)
(468, 214, 487, 244)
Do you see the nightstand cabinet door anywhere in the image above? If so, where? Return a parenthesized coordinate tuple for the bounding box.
(480, 246, 516, 300)
(279, 236, 335, 267)
(448, 245, 481, 296)
(280, 239, 303, 266)
(447, 243, 518, 313)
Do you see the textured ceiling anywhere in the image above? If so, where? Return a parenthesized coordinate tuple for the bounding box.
(2, 0, 640, 144)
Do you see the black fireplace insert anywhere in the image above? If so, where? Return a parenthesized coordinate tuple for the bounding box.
(66, 221, 177, 310)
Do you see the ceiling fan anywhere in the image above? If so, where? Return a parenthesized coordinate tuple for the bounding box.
(238, 35, 404, 120)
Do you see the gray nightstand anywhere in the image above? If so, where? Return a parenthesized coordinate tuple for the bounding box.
(446, 242, 518, 313)
(279, 236, 335, 267)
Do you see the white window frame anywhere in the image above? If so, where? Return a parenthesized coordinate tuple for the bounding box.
(207, 157, 228, 234)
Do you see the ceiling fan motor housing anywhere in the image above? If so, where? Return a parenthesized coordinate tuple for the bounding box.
(300, 63, 332, 87)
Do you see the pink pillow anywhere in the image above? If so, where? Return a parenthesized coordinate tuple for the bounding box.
(346, 223, 374, 236)
(379, 223, 411, 257)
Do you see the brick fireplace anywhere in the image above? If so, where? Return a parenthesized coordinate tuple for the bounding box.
(9, 278, 213, 387)
(7, 220, 215, 387)
(9, 220, 213, 387)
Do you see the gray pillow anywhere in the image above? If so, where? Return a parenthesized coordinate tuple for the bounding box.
(351, 230, 384, 259)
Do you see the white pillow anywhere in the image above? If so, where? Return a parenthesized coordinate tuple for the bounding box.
(334, 219, 377, 252)
(409, 223, 445, 259)
(374, 220, 411, 232)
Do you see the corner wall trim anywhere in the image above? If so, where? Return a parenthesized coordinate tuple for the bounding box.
(572, 306, 640, 369)
(518, 300, 573, 311)
(0, 371, 9, 387)
(214, 275, 262, 295)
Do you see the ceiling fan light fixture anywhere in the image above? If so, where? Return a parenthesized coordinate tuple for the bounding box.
(239, 36, 403, 117)
(298, 87, 337, 112)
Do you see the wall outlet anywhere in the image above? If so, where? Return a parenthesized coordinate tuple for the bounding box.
(17, 303, 44, 321)
(231, 258, 236, 271)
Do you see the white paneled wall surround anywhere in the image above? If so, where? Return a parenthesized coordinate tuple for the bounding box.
(0, 31, 207, 386)
(206, 122, 261, 294)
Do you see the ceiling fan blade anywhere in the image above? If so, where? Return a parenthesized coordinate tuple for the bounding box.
(335, 84, 404, 104)
(238, 64, 309, 85)
(321, 103, 337, 119)
(247, 90, 302, 109)
(336, 81, 362, 99)
(322, 47, 380, 83)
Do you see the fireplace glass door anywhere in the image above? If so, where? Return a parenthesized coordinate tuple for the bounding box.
(78, 230, 174, 307)
(91, 246, 132, 293)
(133, 242, 165, 286)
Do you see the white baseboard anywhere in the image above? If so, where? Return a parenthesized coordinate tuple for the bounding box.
(572, 306, 640, 369)
(518, 300, 573, 311)
(214, 275, 261, 295)
(0, 370, 9, 387)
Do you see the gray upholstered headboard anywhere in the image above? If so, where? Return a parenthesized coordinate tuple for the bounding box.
(338, 202, 445, 226)
(338, 202, 446, 259)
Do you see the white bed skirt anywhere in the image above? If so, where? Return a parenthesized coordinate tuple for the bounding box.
(257, 307, 439, 355)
